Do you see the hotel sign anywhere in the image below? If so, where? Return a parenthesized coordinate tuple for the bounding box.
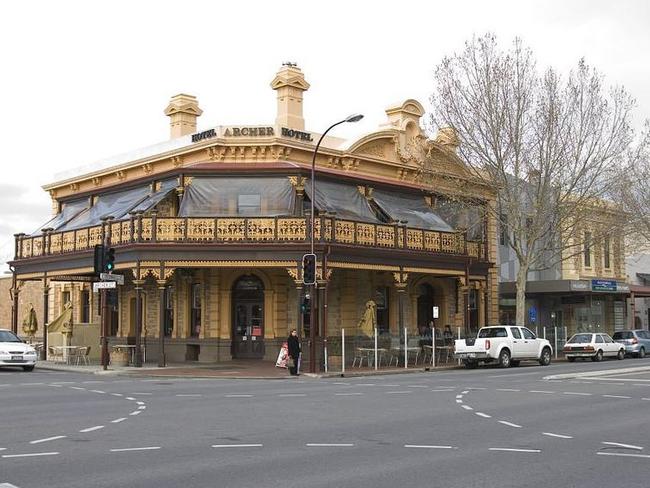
(223, 126, 274, 137)
(191, 126, 314, 143)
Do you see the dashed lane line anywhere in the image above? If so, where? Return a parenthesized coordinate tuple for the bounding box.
(109, 447, 160, 452)
(404, 445, 457, 449)
(456, 399, 463, 403)
(211, 444, 263, 448)
(225, 394, 253, 398)
(175, 394, 202, 397)
(138, 406, 146, 410)
(79, 426, 104, 433)
(306, 443, 354, 447)
(89, 390, 106, 394)
(498, 421, 522, 428)
(335, 393, 363, 396)
(461, 405, 473, 411)
(602, 442, 643, 450)
(489, 448, 540, 453)
(597, 452, 650, 459)
(111, 393, 123, 397)
(563, 392, 592, 396)
(29, 436, 66, 444)
(125, 397, 137, 401)
(2, 452, 59, 458)
(431, 389, 455, 392)
(111, 418, 127, 424)
(130, 411, 142, 416)
(475, 412, 491, 418)
(542, 432, 573, 439)
(496, 388, 521, 392)
(278, 393, 307, 397)
(602, 395, 632, 399)
(529, 390, 555, 394)
(386, 391, 412, 394)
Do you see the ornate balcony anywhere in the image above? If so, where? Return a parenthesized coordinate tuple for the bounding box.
(14, 215, 486, 261)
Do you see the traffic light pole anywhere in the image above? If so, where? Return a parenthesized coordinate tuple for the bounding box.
(101, 288, 108, 370)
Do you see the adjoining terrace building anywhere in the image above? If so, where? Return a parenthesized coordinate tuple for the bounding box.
(9, 64, 497, 366)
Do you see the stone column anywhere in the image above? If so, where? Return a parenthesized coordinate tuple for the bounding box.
(157, 280, 167, 367)
(133, 279, 144, 367)
(393, 271, 409, 338)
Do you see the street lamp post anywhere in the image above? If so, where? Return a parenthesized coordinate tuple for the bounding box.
(308, 113, 364, 374)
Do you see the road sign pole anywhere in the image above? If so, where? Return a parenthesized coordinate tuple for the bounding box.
(101, 288, 108, 370)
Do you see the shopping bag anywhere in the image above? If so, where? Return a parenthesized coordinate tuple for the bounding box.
(287, 357, 295, 369)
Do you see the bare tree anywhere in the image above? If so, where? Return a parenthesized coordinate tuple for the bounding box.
(429, 34, 642, 326)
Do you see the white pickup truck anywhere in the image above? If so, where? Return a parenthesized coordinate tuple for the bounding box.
(454, 325, 553, 368)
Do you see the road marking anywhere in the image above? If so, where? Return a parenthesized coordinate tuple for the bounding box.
(137, 406, 146, 410)
(456, 395, 463, 399)
(82, 381, 103, 384)
(0, 448, 6, 451)
(404, 445, 457, 449)
(476, 412, 491, 418)
(90, 390, 106, 394)
(461, 390, 469, 394)
(136, 401, 145, 405)
(357, 383, 375, 386)
(530, 390, 554, 394)
(597, 452, 650, 459)
(0, 483, 21, 487)
(49, 384, 63, 387)
(111, 393, 123, 397)
(2, 452, 59, 458)
(456, 399, 463, 403)
(496, 388, 521, 392)
(386, 391, 412, 394)
(111, 418, 127, 423)
(467, 387, 487, 390)
(602, 442, 643, 450)
(130, 411, 142, 416)
(30, 435, 66, 444)
(461, 405, 473, 410)
(633, 384, 650, 387)
(563, 392, 592, 396)
(489, 448, 540, 453)
(175, 394, 202, 397)
(51, 381, 75, 385)
(335, 392, 363, 396)
(126, 397, 136, 401)
(384, 384, 401, 387)
(542, 432, 573, 439)
(431, 389, 454, 392)
(130, 392, 152, 395)
(306, 443, 354, 447)
(79, 426, 104, 433)
(602, 395, 631, 399)
(70, 386, 85, 390)
(110, 447, 161, 452)
(643, 398, 650, 401)
(226, 394, 253, 398)
(278, 393, 306, 397)
(498, 421, 522, 428)
(332, 382, 349, 385)
(407, 385, 428, 388)
(20, 382, 44, 386)
(211, 444, 263, 448)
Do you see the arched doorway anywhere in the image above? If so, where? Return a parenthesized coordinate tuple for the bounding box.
(231, 275, 265, 359)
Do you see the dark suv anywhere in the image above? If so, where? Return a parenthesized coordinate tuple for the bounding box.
(612, 330, 650, 358)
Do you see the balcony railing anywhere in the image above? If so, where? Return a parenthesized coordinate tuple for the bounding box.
(15, 216, 486, 261)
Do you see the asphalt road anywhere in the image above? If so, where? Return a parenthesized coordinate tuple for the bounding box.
(1, 358, 650, 488)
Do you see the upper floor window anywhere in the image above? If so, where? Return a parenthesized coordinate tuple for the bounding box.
(603, 236, 611, 269)
(583, 232, 592, 268)
(80, 289, 90, 323)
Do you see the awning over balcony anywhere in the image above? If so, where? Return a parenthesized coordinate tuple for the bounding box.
(34, 198, 89, 234)
(371, 189, 452, 231)
(304, 179, 381, 223)
(178, 177, 295, 217)
(59, 184, 152, 231)
(129, 178, 177, 214)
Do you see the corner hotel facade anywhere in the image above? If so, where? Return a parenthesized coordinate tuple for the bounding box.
(10, 64, 498, 365)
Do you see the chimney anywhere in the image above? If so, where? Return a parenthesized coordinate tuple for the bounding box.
(164, 94, 203, 139)
(270, 62, 310, 130)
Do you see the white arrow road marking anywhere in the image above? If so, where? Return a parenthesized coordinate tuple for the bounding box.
(30, 436, 66, 444)
(597, 452, 650, 459)
(2, 452, 59, 458)
(602, 442, 643, 450)
(404, 445, 457, 449)
(211, 444, 263, 448)
(79, 426, 104, 433)
(489, 448, 540, 453)
(499, 421, 522, 428)
(543, 432, 573, 439)
(110, 447, 160, 452)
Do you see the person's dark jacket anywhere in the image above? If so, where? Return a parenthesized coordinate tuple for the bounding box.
(287, 335, 301, 359)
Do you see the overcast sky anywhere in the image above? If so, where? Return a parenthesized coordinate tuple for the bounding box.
(1, 0, 649, 270)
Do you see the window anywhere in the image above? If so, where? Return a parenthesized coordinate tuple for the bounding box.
(510, 327, 522, 339)
(164, 286, 174, 338)
(603, 236, 611, 269)
(62, 290, 71, 306)
(603, 335, 614, 343)
(374, 287, 390, 334)
(521, 328, 536, 340)
(80, 289, 90, 323)
(499, 213, 507, 246)
(190, 284, 201, 337)
(478, 327, 507, 338)
(595, 335, 604, 343)
(583, 232, 592, 267)
(237, 194, 261, 215)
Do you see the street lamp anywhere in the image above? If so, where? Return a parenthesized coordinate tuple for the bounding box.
(308, 113, 364, 374)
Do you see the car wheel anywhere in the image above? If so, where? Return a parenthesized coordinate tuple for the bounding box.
(22, 365, 35, 372)
(510, 360, 521, 367)
(638, 347, 646, 359)
(592, 350, 603, 362)
(464, 360, 478, 369)
(567, 356, 576, 362)
(539, 347, 552, 366)
(498, 349, 511, 368)
(617, 349, 625, 360)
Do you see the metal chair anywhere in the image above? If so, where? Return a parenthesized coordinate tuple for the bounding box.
(76, 346, 91, 366)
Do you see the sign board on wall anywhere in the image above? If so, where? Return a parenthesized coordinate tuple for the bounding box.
(432, 306, 439, 319)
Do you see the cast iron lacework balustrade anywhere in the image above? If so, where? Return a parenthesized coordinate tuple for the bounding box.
(15, 216, 485, 260)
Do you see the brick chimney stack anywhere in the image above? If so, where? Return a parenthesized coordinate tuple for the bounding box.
(164, 94, 203, 139)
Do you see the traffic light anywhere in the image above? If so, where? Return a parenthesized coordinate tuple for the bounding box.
(93, 244, 105, 275)
(104, 247, 116, 272)
(302, 253, 316, 285)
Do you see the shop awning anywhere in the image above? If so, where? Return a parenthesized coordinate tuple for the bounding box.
(178, 177, 295, 217)
(304, 179, 381, 223)
(34, 198, 89, 234)
(60, 184, 153, 231)
(129, 178, 178, 214)
(371, 189, 452, 231)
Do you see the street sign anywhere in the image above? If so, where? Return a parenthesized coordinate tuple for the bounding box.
(93, 281, 116, 292)
(99, 273, 124, 285)
(432, 306, 439, 319)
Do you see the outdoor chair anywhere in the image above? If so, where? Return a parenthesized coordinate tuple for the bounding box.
(48, 346, 63, 363)
(75, 346, 91, 366)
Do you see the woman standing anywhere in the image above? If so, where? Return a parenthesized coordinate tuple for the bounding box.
(287, 329, 301, 376)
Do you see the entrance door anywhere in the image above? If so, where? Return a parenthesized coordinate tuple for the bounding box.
(231, 275, 265, 359)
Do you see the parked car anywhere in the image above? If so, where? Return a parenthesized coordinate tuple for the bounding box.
(612, 330, 650, 358)
(0, 329, 37, 371)
(454, 325, 553, 368)
(563, 333, 625, 362)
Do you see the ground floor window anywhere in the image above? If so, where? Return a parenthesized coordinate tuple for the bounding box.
(190, 283, 201, 337)
(164, 286, 174, 337)
(375, 287, 389, 334)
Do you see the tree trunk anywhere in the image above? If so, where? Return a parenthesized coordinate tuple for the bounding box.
(515, 264, 529, 326)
